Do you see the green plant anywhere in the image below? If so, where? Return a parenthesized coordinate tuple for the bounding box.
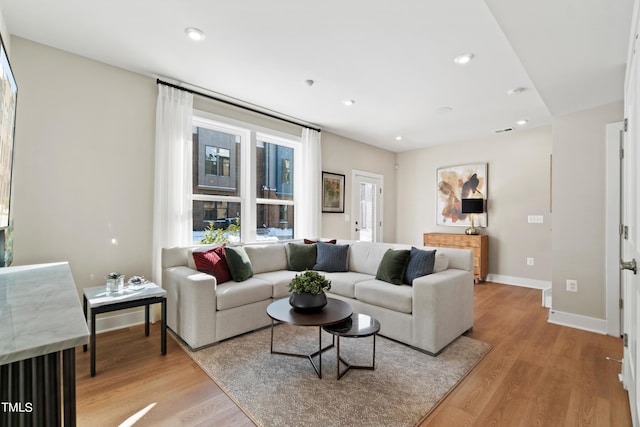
(200, 218, 240, 244)
(106, 272, 123, 280)
(288, 270, 331, 295)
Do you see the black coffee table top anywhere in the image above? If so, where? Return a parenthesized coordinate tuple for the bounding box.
(323, 313, 380, 337)
(267, 297, 352, 327)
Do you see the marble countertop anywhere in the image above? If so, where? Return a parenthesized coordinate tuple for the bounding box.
(84, 282, 166, 308)
(0, 262, 90, 365)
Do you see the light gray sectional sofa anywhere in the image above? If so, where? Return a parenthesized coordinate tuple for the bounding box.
(161, 240, 474, 355)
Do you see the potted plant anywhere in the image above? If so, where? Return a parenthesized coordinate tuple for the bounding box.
(288, 270, 331, 313)
(105, 272, 124, 292)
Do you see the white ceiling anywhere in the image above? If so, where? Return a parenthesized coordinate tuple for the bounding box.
(1, 0, 634, 152)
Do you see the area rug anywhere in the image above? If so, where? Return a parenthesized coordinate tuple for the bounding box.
(176, 325, 491, 427)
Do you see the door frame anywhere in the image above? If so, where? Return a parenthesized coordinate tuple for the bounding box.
(605, 121, 624, 337)
(351, 170, 384, 242)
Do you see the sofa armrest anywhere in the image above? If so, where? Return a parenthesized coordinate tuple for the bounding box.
(163, 266, 217, 349)
(411, 269, 474, 354)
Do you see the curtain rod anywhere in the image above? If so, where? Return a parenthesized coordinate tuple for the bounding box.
(156, 79, 321, 133)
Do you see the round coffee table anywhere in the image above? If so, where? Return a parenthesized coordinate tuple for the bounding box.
(267, 297, 352, 378)
(323, 313, 381, 379)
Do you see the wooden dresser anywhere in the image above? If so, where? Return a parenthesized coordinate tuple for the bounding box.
(423, 233, 488, 282)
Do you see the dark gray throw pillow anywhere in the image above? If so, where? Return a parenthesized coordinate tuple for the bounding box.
(313, 241, 349, 272)
(404, 247, 436, 285)
(224, 246, 254, 282)
(287, 242, 317, 271)
(376, 249, 411, 285)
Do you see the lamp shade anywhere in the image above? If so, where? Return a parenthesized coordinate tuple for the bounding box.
(461, 198, 485, 214)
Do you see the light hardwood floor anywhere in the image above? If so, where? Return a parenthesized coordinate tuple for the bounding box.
(76, 282, 631, 426)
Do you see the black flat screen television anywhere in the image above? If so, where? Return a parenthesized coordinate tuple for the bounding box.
(0, 33, 18, 266)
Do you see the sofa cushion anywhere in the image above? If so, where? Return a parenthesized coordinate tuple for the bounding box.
(244, 244, 288, 274)
(404, 247, 436, 285)
(192, 245, 231, 284)
(254, 270, 299, 298)
(323, 272, 374, 298)
(216, 277, 273, 310)
(224, 246, 254, 282)
(286, 243, 317, 271)
(313, 241, 349, 272)
(433, 252, 449, 273)
(375, 249, 410, 285)
(354, 279, 413, 314)
(348, 242, 395, 275)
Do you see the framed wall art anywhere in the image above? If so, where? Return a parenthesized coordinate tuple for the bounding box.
(322, 171, 345, 213)
(436, 163, 487, 227)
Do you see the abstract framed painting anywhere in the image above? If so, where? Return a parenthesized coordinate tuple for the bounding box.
(436, 163, 487, 227)
(322, 171, 345, 213)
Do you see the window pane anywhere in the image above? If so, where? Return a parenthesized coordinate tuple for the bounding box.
(257, 141, 293, 200)
(193, 200, 241, 244)
(257, 204, 293, 241)
(193, 127, 240, 196)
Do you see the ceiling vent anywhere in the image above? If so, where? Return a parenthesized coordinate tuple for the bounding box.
(494, 127, 514, 134)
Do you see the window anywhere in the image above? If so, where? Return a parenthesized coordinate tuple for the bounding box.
(192, 115, 298, 244)
(194, 126, 239, 193)
(205, 146, 230, 176)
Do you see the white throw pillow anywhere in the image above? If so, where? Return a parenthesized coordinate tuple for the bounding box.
(433, 252, 449, 273)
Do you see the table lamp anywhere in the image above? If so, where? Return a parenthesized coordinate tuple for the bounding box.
(461, 198, 485, 235)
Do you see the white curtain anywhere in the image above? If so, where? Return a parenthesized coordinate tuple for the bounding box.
(296, 128, 322, 239)
(152, 85, 193, 284)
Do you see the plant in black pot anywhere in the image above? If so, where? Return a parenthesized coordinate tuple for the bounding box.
(288, 270, 332, 313)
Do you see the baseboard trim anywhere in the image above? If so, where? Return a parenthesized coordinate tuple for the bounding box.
(548, 309, 607, 335)
(486, 274, 551, 290)
(542, 287, 552, 308)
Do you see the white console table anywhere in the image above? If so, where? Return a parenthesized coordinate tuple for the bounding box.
(0, 262, 89, 427)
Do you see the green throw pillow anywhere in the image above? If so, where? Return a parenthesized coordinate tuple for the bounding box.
(224, 246, 254, 282)
(287, 242, 317, 271)
(376, 249, 411, 285)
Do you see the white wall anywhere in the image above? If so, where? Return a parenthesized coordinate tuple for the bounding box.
(551, 102, 624, 323)
(10, 37, 157, 293)
(396, 126, 553, 285)
(321, 132, 397, 242)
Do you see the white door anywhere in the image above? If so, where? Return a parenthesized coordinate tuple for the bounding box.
(351, 171, 383, 242)
(622, 16, 640, 425)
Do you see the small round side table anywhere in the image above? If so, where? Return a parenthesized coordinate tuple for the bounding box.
(322, 313, 380, 380)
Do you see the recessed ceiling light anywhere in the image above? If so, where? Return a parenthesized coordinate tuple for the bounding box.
(507, 87, 527, 96)
(395, 136, 403, 141)
(454, 53, 474, 65)
(342, 99, 355, 106)
(516, 119, 528, 126)
(435, 106, 454, 114)
(185, 27, 206, 41)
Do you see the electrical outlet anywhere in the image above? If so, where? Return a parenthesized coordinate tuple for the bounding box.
(566, 279, 578, 292)
(527, 258, 534, 266)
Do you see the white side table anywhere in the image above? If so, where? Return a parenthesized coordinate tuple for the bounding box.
(82, 282, 167, 376)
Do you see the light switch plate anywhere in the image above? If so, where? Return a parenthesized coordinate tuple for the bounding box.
(528, 215, 544, 224)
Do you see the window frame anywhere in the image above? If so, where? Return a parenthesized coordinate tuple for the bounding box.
(191, 112, 300, 244)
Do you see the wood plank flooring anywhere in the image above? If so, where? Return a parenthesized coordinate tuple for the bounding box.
(75, 282, 631, 426)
